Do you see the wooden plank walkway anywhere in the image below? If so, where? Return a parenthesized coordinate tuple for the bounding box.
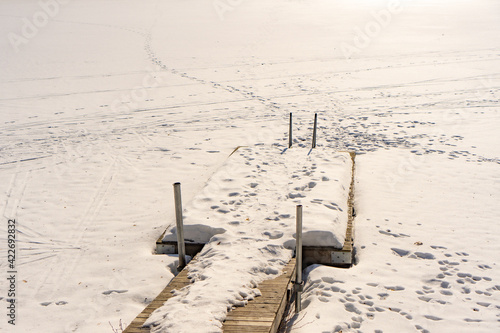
(123, 258, 196, 333)
(222, 257, 296, 333)
(124, 257, 296, 333)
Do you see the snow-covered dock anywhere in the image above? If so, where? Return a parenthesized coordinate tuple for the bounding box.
(156, 147, 356, 267)
(123, 257, 296, 333)
(124, 147, 356, 331)
(222, 258, 296, 332)
(303, 151, 356, 268)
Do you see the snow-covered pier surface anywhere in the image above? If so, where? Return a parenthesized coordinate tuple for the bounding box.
(161, 146, 352, 249)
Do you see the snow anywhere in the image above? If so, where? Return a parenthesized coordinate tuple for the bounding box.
(1, 0, 499, 332)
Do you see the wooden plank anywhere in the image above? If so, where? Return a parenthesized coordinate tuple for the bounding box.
(123, 323, 151, 332)
(225, 317, 275, 322)
(223, 326, 270, 333)
(226, 313, 276, 319)
(231, 304, 281, 311)
(225, 321, 274, 326)
(222, 257, 296, 333)
(227, 312, 276, 318)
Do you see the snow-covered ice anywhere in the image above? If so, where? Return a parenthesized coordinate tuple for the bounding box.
(1, 0, 499, 332)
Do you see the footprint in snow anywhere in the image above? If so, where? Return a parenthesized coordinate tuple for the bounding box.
(391, 248, 410, 257)
(344, 302, 362, 314)
(378, 293, 389, 299)
(263, 231, 283, 239)
(409, 252, 435, 260)
(321, 277, 344, 284)
(379, 230, 410, 238)
(384, 286, 405, 291)
(102, 290, 128, 295)
(324, 204, 340, 211)
(415, 324, 430, 333)
(390, 248, 434, 260)
(464, 318, 482, 322)
(430, 245, 447, 249)
(424, 315, 442, 321)
(478, 264, 492, 270)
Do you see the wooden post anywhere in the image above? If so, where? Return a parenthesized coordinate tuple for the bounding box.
(289, 112, 293, 148)
(173, 182, 186, 270)
(312, 113, 317, 148)
(295, 205, 303, 313)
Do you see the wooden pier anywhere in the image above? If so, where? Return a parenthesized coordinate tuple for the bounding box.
(222, 258, 296, 332)
(126, 150, 356, 331)
(123, 257, 296, 333)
